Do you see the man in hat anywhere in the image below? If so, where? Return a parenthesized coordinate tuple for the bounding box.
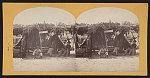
(65, 41, 71, 57)
(129, 38, 137, 55)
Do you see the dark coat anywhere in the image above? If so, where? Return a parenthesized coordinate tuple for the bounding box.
(48, 34, 65, 49)
(114, 33, 131, 52)
(21, 27, 40, 51)
(91, 27, 106, 49)
(28, 27, 40, 48)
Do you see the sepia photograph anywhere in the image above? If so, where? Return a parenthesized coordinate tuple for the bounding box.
(13, 7, 139, 72)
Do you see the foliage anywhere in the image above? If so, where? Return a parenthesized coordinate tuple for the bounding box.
(13, 22, 139, 36)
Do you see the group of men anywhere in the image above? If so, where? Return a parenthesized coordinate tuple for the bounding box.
(32, 32, 71, 59)
(97, 30, 137, 58)
(32, 29, 137, 59)
(112, 30, 137, 56)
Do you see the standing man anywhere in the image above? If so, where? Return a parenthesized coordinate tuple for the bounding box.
(113, 30, 120, 55)
(47, 32, 54, 56)
(65, 41, 71, 57)
(130, 39, 137, 55)
(86, 33, 92, 58)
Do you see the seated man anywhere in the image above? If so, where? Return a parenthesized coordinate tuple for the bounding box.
(113, 47, 119, 56)
(46, 48, 54, 56)
(124, 39, 136, 55)
(57, 48, 67, 57)
(98, 47, 108, 58)
(33, 46, 43, 59)
(123, 47, 131, 55)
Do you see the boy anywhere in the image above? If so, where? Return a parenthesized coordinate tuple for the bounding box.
(105, 48, 109, 58)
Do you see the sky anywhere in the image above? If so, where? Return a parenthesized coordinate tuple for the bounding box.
(76, 7, 139, 25)
(13, 7, 76, 25)
(13, 7, 139, 26)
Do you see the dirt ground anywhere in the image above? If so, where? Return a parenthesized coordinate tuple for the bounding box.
(13, 52, 139, 72)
